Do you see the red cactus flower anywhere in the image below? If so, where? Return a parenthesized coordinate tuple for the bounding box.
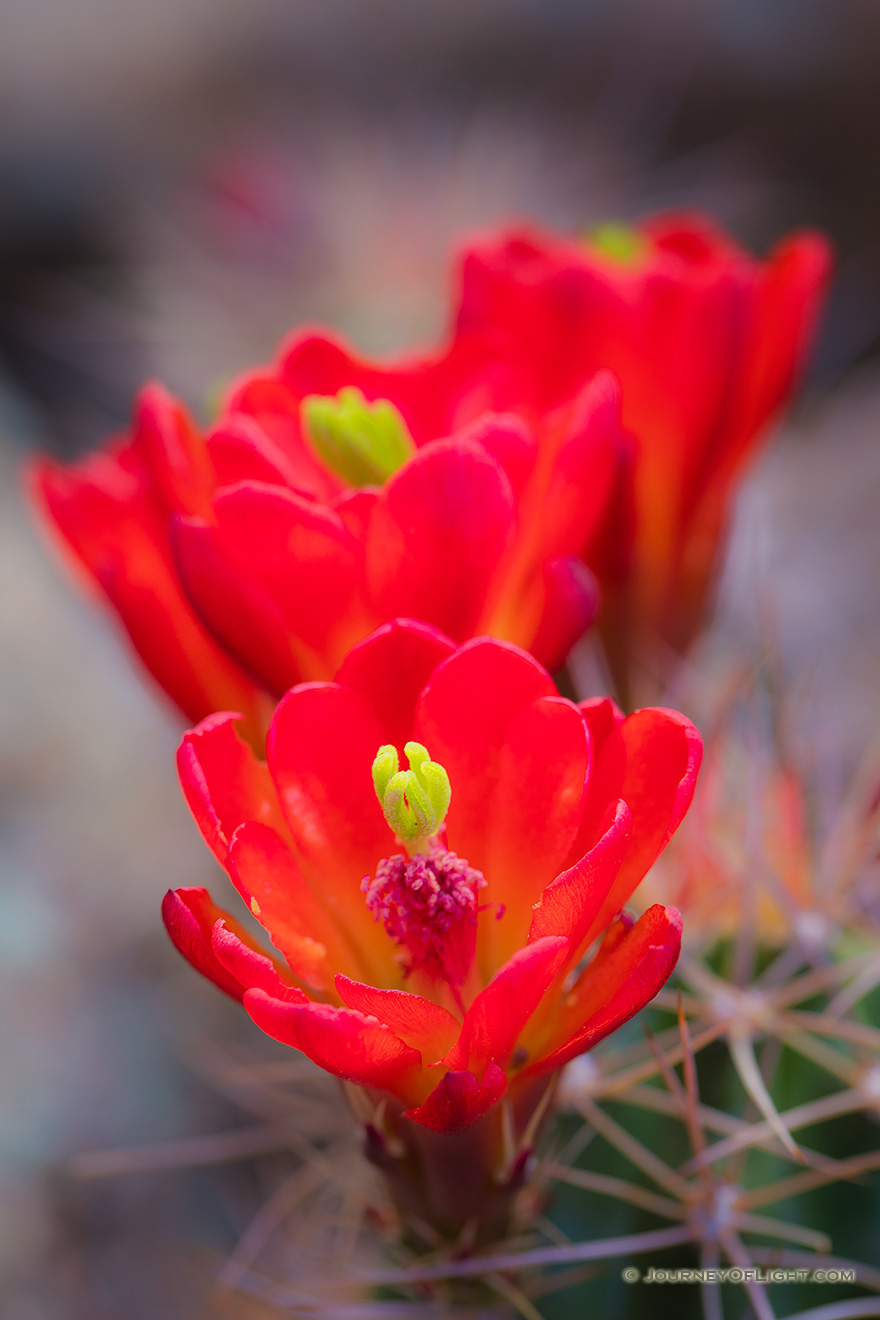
(455, 212, 832, 686)
(31, 338, 622, 735)
(163, 619, 701, 1233)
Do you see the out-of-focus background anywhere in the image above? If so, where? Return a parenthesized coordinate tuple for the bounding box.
(2, 2, 880, 1316)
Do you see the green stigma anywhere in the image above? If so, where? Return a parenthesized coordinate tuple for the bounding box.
(372, 742, 451, 844)
(302, 386, 416, 487)
(588, 221, 646, 264)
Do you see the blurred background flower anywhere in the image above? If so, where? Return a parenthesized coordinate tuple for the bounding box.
(3, 1, 880, 1316)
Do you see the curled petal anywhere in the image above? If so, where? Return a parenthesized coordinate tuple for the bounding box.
(161, 887, 273, 1002)
(405, 1061, 508, 1134)
(568, 705, 702, 946)
(177, 712, 288, 863)
(211, 919, 307, 1003)
(445, 935, 569, 1076)
(244, 990, 422, 1102)
(335, 975, 460, 1060)
(528, 905, 682, 1077)
(226, 821, 349, 990)
(528, 799, 632, 959)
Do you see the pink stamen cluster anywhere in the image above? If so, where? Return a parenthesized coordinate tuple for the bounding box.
(362, 845, 485, 982)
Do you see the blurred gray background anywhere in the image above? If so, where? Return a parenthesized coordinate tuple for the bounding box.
(2, 2, 880, 1315)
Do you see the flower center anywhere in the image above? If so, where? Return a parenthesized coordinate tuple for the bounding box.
(362, 844, 485, 986)
(372, 741, 451, 848)
(301, 386, 416, 487)
(587, 221, 646, 264)
(365, 742, 485, 994)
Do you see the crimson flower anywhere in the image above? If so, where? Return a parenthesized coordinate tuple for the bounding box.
(31, 332, 622, 740)
(163, 619, 701, 1234)
(455, 212, 832, 685)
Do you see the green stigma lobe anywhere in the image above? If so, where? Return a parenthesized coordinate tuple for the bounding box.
(588, 221, 646, 264)
(302, 386, 416, 487)
(372, 741, 451, 843)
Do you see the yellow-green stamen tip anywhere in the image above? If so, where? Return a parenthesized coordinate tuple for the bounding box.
(372, 742, 451, 844)
(302, 386, 416, 487)
(588, 221, 646, 264)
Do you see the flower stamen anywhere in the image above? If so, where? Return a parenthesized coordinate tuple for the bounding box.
(362, 843, 485, 991)
(302, 386, 415, 487)
(372, 742, 451, 849)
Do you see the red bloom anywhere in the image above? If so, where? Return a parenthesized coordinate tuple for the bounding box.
(455, 212, 832, 679)
(32, 338, 622, 733)
(164, 618, 701, 1135)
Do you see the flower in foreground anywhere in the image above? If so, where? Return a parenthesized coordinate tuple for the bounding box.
(163, 618, 701, 1238)
(455, 211, 832, 687)
(31, 333, 622, 739)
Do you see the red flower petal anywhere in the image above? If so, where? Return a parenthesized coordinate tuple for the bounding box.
(414, 638, 557, 875)
(335, 975, 460, 1060)
(224, 369, 343, 501)
(525, 555, 599, 676)
(567, 705, 702, 947)
(173, 481, 372, 695)
(366, 439, 516, 642)
(334, 618, 456, 753)
(244, 990, 422, 1102)
(444, 935, 569, 1076)
(211, 918, 307, 1002)
(276, 330, 362, 399)
(580, 695, 624, 748)
(528, 799, 633, 959)
(161, 887, 259, 1002)
(177, 712, 288, 863)
(31, 451, 265, 733)
(131, 383, 214, 518)
(459, 413, 537, 498)
(530, 371, 623, 563)
(267, 681, 396, 967)
(226, 821, 354, 990)
(333, 487, 380, 541)
(529, 905, 682, 1076)
(277, 327, 512, 447)
(474, 696, 590, 966)
(405, 1061, 508, 1134)
(206, 412, 310, 491)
